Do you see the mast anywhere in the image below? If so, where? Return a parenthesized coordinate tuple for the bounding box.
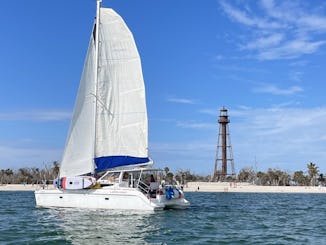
(93, 0, 102, 171)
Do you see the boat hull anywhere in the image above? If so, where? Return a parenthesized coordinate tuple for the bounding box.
(164, 199, 190, 209)
(35, 188, 164, 211)
(156, 193, 190, 209)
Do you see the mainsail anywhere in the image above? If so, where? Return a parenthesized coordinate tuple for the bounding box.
(60, 8, 149, 177)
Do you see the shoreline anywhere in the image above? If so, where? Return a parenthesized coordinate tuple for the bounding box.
(183, 182, 326, 193)
(0, 183, 325, 193)
(0, 184, 55, 191)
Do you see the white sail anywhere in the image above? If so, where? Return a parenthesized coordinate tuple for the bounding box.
(94, 8, 148, 170)
(60, 8, 148, 177)
(60, 35, 97, 177)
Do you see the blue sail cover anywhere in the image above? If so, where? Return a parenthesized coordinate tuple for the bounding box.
(94, 156, 150, 172)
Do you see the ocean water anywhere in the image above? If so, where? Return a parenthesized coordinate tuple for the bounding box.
(0, 191, 325, 245)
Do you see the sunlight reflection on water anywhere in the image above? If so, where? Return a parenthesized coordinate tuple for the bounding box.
(40, 209, 160, 244)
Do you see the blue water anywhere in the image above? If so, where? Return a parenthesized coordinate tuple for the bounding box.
(0, 191, 325, 244)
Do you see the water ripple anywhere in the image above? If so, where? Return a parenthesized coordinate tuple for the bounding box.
(0, 192, 325, 244)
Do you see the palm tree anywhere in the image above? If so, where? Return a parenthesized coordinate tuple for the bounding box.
(256, 171, 268, 185)
(31, 167, 40, 184)
(51, 161, 60, 178)
(280, 171, 291, 186)
(18, 168, 33, 184)
(6, 169, 14, 184)
(307, 162, 319, 186)
(293, 171, 308, 186)
(317, 174, 325, 186)
(267, 168, 278, 186)
(164, 167, 169, 175)
(237, 167, 255, 183)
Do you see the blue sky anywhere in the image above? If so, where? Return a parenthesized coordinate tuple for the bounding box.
(1, 0, 326, 175)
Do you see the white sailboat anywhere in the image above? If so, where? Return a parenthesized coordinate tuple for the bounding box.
(34, 0, 189, 211)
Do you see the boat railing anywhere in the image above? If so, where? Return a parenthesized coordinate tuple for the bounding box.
(137, 179, 150, 194)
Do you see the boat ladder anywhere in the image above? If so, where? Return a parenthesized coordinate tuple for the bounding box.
(137, 180, 150, 194)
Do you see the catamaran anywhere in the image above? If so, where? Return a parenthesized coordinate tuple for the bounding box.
(34, 0, 189, 211)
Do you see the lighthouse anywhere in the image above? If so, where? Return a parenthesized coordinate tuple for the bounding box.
(212, 107, 236, 181)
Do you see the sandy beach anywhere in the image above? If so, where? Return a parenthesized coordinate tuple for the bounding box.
(183, 182, 326, 193)
(1, 182, 325, 193)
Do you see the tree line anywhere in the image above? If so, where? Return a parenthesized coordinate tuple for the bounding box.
(237, 162, 324, 186)
(1, 161, 324, 187)
(0, 161, 59, 185)
(168, 162, 325, 187)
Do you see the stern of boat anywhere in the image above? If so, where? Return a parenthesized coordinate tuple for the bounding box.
(147, 185, 190, 210)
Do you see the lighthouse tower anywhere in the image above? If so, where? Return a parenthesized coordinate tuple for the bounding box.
(212, 107, 235, 181)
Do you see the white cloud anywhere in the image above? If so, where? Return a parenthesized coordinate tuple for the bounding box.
(289, 60, 309, 67)
(176, 121, 215, 129)
(270, 101, 301, 109)
(244, 33, 284, 50)
(288, 71, 303, 82)
(0, 144, 62, 169)
(257, 39, 325, 60)
(0, 110, 71, 122)
(166, 97, 197, 105)
(150, 106, 326, 174)
(220, 1, 281, 29)
(230, 106, 326, 172)
(199, 108, 219, 116)
(149, 141, 216, 174)
(299, 15, 326, 31)
(252, 84, 303, 95)
(151, 141, 214, 154)
(220, 0, 326, 60)
(220, 1, 255, 27)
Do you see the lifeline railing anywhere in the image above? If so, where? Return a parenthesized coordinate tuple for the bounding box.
(137, 179, 150, 194)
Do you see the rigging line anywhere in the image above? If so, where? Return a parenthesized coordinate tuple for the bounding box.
(89, 93, 114, 117)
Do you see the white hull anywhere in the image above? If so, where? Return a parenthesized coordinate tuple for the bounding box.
(163, 198, 190, 209)
(35, 188, 165, 211)
(36, 166, 190, 211)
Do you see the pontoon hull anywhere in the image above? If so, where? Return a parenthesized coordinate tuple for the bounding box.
(157, 193, 190, 209)
(35, 188, 164, 211)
